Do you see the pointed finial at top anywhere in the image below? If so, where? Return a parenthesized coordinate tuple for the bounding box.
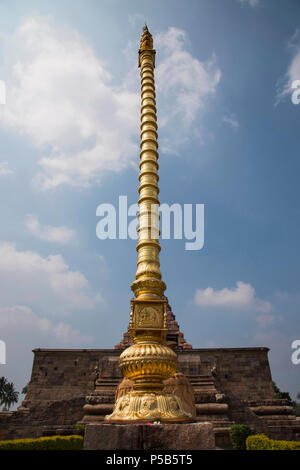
(140, 24, 153, 51)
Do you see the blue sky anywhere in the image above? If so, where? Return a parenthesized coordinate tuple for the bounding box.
(0, 0, 299, 403)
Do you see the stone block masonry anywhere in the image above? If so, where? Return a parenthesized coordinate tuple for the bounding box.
(84, 422, 215, 450)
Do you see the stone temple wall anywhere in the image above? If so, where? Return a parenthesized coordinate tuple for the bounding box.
(24, 347, 273, 405)
(187, 348, 274, 401)
(1, 346, 298, 443)
(25, 349, 105, 404)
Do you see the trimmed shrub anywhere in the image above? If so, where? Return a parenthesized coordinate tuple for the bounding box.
(246, 434, 300, 450)
(230, 424, 252, 450)
(246, 434, 270, 450)
(73, 424, 85, 435)
(0, 435, 83, 450)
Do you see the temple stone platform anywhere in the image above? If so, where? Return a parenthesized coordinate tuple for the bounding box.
(1, 302, 299, 446)
(84, 422, 215, 450)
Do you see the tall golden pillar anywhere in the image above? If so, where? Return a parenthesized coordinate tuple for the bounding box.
(106, 26, 191, 421)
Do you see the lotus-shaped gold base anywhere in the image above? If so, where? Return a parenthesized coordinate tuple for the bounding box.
(106, 342, 192, 421)
(106, 390, 192, 421)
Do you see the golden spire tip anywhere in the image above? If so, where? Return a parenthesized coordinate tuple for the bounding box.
(140, 24, 153, 51)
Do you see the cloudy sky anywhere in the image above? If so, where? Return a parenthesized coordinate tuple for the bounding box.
(0, 0, 299, 404)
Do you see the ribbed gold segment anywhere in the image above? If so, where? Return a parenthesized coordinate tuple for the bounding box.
(131, 27, 166, 300)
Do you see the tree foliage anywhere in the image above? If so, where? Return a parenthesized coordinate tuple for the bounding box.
(272, 381, 293, 404)
(272, 381, 300, 416)
(230, 424, 252, 450)
(0, 377, 19, 411)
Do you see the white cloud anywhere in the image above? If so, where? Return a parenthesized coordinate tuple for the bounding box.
(238, 0, 260, 7)
(26, 215, 76, 244)
(155, 27, 221, 153)
(256, 314, 275, 329)
(223, 115, 240, 129)
(0, 304, 94, 408)
(0, 305, 93, 344)
(0, 15, 139, 189)
(0, 241, 102, 316)
(0, 19, 222, 188)
(0, 162, 13, 176)
(283, 49, 300, 93)
(276, 30, 300, 102)
(194, 281, 271, 312)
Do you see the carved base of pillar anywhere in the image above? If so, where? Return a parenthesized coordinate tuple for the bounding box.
(105, 390, 192, 422)
(84, 422, 215, 450)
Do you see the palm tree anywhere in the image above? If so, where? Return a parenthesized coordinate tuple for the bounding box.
(0, 377, 19, 411)
(0, 377, 7, 401)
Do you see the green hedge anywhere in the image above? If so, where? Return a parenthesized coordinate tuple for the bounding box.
(246, 434, 300, 450)
(229, 424, 252, 450)
(0, 435, 83, 450)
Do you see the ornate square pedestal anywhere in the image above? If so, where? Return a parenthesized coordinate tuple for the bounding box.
(84, 422, 215, 450)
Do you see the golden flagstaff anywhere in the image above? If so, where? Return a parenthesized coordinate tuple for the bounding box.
(106, 26, 192, 422)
